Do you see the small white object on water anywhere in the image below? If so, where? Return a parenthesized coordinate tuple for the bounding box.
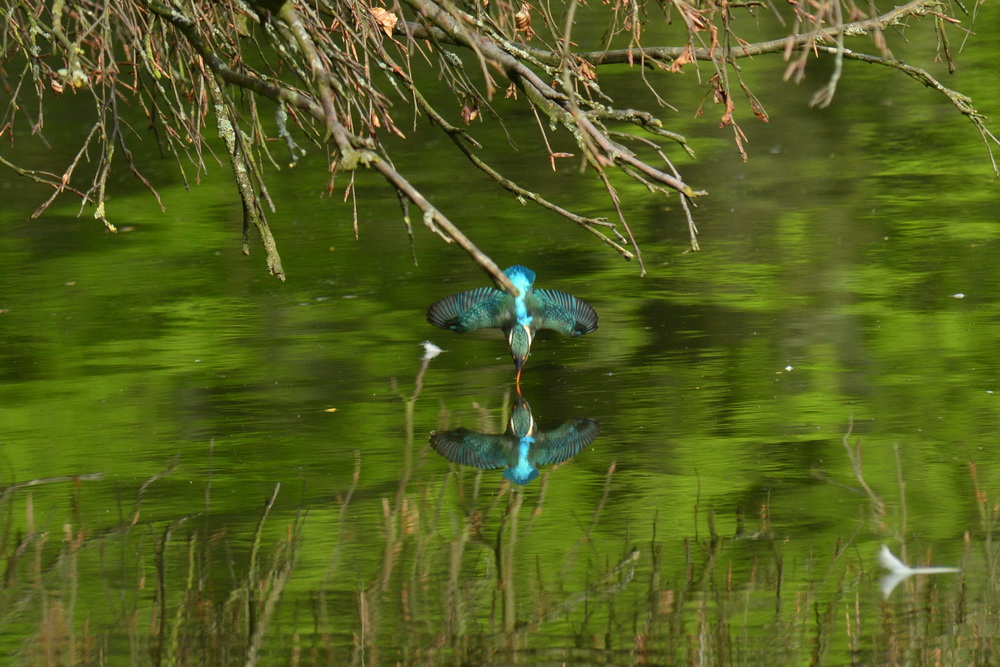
(952, 293, 965, 299)
(878, 545, 960, 599)
(785, 365, 793, 371)
(421, 341, 443, 361)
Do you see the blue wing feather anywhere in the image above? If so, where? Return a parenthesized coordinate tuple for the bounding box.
(530, 289, 599, 336)
(430, 429, 514, 469)
(532, 418, 600, 465)
(427, 287, 508, 332)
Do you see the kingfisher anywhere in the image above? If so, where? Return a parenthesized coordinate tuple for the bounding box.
(430, 395, 600, 484)
(426, 265, 598, 382)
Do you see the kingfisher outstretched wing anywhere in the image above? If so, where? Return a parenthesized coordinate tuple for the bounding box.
(528, 289, 599, 336)
(426, 287, 511, 332)
(429, 429, 515, 469)
(533, 418, 601, 466)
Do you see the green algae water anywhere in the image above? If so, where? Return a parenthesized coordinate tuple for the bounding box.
(1, 5, 999, 663)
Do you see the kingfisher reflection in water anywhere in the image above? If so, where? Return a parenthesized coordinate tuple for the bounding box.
(430, 393, 599, 484)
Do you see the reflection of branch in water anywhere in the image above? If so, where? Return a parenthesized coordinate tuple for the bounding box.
(527, 547, 641, 630)
(322, 451, 361, 586)
(244, 483, 288, 667)
(496, 486, 523, 634)
(0, 473, 104, 503)
(968, 463, 999, 583)
(152, 512, 195, 666)
(390, 341, 442, 405)
(841, 415, 886, 518)
(563, 462, 617, 569)
(412, 341, 442, 401)
(835, 416, 961, 601)
(360, 341, 446, 662)
(133, 454, 181, 522)
(390, 340, 446, 508)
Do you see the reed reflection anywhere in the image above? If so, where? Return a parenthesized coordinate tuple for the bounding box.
(430, 391, 599, 484)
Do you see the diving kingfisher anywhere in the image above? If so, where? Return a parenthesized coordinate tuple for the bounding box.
(426, 265, 598, 382)
(430, 395, 600, 484)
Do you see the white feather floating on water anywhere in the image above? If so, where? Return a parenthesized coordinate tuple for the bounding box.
(879, 545, 960, 599)
(421, 341, 443, 361)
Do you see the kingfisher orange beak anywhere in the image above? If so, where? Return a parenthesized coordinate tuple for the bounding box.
(514, 356, 524, 385)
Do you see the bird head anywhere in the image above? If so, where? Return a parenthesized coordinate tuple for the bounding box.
(507, 396, 535, 438)
(507, 324, 534, 383)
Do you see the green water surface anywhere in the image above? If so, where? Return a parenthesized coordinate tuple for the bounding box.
(1, 5, 999, 664)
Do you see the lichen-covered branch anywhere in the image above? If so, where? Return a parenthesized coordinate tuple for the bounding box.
(205, 73, 286, 281)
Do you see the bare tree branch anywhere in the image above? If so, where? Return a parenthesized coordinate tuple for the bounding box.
(0, 0, 992, 285)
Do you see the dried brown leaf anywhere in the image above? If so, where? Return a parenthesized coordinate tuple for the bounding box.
(514, 3, 532, 35)
(670, 45, 695, 73)
(461, 101, 480, 124)
(370, 7, 398, 38)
